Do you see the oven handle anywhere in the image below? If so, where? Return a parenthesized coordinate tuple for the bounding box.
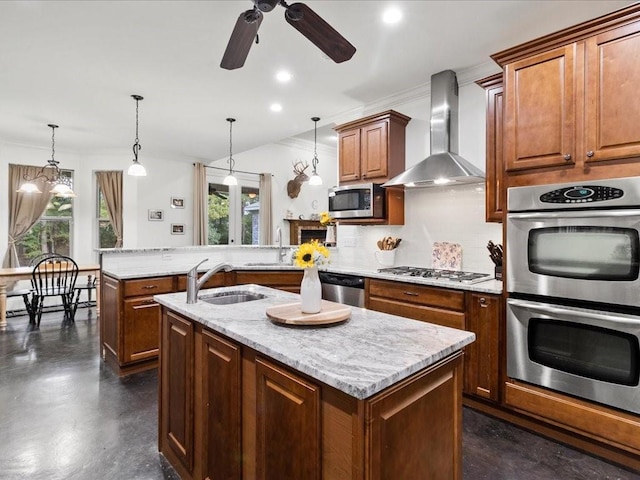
(508, 209, 640, 220)
(508, 298, 640, 324)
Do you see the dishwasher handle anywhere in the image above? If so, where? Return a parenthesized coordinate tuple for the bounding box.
(318, 272, 365, 289)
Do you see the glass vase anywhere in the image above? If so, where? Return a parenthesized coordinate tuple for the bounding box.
(300, 266, 322, 313)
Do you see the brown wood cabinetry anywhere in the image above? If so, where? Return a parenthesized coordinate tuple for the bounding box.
(464, 293, 502, 402)
(159, 308, 465, 480)
(233, 270, 303, 293)
(334, 110, 410, 226)
(476, 73, 504, 222)
(367, 279, 466, 330)
(101, 273, 175, 376)
(493, 5, 640, 186)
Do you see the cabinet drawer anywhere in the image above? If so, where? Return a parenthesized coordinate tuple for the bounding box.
(368, 279, 465, 311)
(368, 297, 465, 331)
(234, 271, 303, 287)
(123, 276, 175, 297)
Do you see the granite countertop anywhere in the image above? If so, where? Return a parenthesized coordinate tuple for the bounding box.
(154, 285, 475, 400)
(103, 262, 502, 294)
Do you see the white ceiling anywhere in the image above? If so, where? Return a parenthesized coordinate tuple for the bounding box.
(0, 1, 632, 163)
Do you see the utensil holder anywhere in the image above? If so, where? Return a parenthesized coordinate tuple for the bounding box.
(375, 249, 396, 267)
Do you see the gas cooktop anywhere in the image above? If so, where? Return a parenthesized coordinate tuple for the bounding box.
(377, 266, 492, 284)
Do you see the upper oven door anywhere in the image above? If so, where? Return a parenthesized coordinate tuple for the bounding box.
(507, 209, 640, 307)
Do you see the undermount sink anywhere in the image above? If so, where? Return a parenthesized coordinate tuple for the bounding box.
(199, 290, 267, 305)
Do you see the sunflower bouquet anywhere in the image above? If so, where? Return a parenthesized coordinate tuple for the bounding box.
(319, 211, 335, 226)
(291, 240, 330, 269)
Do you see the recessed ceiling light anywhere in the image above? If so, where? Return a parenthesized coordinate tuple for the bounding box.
(270, 103, 283, 112)
(276, 70, 292, 82)
(382, 7, 402, 24)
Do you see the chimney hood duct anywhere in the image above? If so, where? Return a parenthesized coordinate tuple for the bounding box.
(383, 70, 485, 188)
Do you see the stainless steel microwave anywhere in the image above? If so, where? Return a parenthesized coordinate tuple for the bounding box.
(328, 183, 385, 219)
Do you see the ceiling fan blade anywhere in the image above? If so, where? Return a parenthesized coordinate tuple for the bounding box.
(220, 9, 264, 70)
(284, 3, 356, 64)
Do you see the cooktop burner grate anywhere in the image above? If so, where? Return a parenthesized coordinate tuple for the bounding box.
(377, 266, 492, 284)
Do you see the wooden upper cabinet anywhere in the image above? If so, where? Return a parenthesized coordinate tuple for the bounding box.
(504, 44, 576, 172)
(335, 110, 410, 185)
(476, 73, 504, 223)
(338, 128, 361, 182)
(584, 23, 640, 163)
(361, 120, 389, 179)
(493, 4, 640, 184)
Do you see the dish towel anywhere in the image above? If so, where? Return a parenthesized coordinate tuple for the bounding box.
(432, 242, 462, 270)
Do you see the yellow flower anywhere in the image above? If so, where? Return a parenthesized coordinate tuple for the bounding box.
(293, 240, 330, 268)
(320, 211, 335, 226)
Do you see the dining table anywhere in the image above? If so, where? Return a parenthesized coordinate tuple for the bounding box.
(0, 264, 101, 328)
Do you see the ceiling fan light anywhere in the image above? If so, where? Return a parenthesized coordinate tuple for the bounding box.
(223, 173, 238, 186)
(128, 160, 147, 177)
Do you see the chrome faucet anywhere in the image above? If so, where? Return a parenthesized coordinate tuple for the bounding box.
(186, 259, 233, 304)
(275, 226, 287, 264)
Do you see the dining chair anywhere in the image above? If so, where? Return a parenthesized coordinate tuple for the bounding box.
(31, 255, 79, 327)
(6, 288, 36, 324)
(72, 274, 97, 318)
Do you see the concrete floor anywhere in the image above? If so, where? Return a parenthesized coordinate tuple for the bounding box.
(1, 308, 639, 480)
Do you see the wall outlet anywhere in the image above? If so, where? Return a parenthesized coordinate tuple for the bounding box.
(342, 237, 357, 247)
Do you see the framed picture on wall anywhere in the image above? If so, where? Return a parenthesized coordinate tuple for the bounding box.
(171, 223, 185, 235)
(171, 197, 185, 209)
(148, 209, 164, 221)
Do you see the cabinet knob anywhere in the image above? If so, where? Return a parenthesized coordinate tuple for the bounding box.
(586, 151, 594, 158)
(563, 154, 572, 161)
(479, 297, 487, 304)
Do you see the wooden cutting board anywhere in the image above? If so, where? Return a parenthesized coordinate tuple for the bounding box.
(266, 300, 351, 326)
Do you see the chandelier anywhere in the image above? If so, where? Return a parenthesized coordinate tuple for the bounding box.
(223, 118, 238, 186)
(128, 94, 147, 176)
(17, 124, 76, 197)
(308, 116, 322, 186)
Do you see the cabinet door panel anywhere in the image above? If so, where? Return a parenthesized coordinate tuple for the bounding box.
(161, 311, 194, 473)
(585, 24, 640, 163)
(361, 120, 389, 180)
(464, 294, 501, 401)
(201, 330, 242, 480)
(504, 44, 576, 171)
(255, 358, 320, 480)
(338, 129, 361, 182)
(123, 297, 160, 363)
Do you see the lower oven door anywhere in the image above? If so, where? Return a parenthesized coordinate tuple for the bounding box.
(507, 297, 640, 414)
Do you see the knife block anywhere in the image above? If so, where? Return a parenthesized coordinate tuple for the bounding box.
(494, 265, 503, 281)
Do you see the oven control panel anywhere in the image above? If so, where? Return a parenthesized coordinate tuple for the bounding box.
(540, 186, 624, 204)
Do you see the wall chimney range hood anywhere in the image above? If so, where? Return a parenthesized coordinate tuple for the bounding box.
(383, 70, 485, 188)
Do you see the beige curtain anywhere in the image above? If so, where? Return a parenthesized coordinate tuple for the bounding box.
(96, 171, 124, 248)
(2, 164, 53, 268)
(259, 173, 273, 245)
(193, 162, 207, 245)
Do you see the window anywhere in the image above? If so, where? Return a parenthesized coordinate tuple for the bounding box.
(97, 186, 117, 248)
(208, 175, 260, 245)
(15, 171, 74, 265)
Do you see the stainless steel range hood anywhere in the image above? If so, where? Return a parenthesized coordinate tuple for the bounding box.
(383, 70, 484, 188)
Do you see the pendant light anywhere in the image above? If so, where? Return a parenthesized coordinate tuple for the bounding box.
(18, 124, 76, 197)
(223, 118, 238, 186)
(308, 116, 322, 186)
(128, 94, 147, 176)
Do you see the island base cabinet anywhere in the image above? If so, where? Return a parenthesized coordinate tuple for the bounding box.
(159, 308, 465, 480)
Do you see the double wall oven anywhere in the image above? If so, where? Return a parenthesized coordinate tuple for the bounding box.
(506, 177, 640, 415)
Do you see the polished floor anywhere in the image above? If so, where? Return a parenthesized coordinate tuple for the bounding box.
(1, 308, 639, 480)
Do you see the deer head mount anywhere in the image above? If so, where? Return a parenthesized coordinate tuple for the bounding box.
(286, 160, 309, 199)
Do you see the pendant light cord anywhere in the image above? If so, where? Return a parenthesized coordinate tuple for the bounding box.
(311, 116, 320, 172)
(132, 95, 143, 161)
(227, 118, 236, 174)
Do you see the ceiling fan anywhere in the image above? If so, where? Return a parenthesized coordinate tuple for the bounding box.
(221, 0, 356, 70)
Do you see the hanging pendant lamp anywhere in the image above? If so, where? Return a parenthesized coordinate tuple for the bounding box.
(18, 124, 76, 197)
(128, 94, 147, 176)
(308, 116, 322, 186)
(223, 118, 238, 186)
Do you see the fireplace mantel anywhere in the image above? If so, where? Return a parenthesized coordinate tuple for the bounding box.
(285, 219, 326, 245)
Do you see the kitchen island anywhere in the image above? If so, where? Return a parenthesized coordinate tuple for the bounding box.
(154, 284, 475, 480)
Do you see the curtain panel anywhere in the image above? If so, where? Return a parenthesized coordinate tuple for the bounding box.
(96, 171, 124, 248)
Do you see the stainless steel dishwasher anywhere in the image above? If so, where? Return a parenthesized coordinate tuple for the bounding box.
(318, 271, 365, 308)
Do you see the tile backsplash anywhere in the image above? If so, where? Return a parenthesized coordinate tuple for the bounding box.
(335, 184, 502, 274)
